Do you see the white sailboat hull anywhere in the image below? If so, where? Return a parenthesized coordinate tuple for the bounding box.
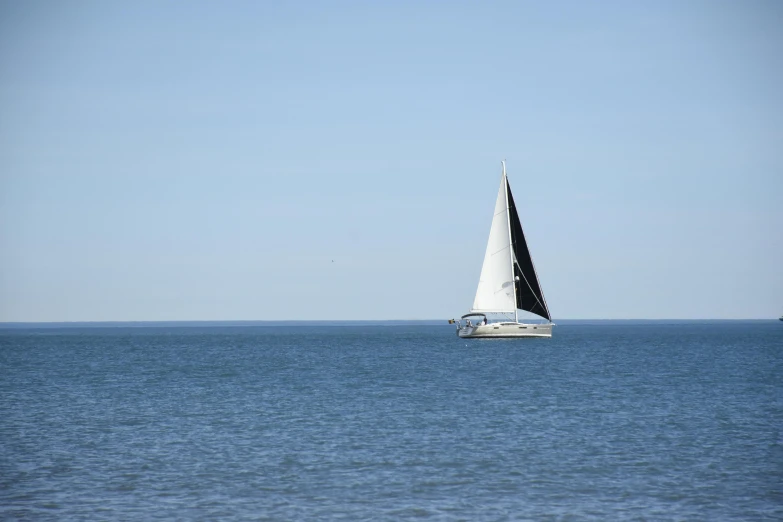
(457, 322, 552, 339)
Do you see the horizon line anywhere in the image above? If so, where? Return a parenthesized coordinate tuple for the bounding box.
(0, 318, 778, 327)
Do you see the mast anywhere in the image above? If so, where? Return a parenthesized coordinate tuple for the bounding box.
(502, 160, 518, 323)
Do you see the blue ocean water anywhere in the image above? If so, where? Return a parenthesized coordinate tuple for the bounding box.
(1, 322, 781, 520)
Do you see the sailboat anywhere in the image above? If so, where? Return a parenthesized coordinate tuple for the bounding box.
(452, 161, 553, 338)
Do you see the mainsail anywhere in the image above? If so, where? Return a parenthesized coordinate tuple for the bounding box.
(470, 165, 551, 321)
(507, 180, 551, 321)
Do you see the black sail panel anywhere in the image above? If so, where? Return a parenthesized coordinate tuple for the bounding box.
(506, 179, 551, 321)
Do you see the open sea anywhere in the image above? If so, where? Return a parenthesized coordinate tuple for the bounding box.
(1, 321, 781, 520)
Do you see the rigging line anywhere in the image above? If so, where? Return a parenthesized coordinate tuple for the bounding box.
(514, 259, 547, 314)
(490, 245, 511, 257)
(526, 248, 552, 320)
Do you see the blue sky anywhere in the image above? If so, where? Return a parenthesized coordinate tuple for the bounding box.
(1, 1, 781, 321)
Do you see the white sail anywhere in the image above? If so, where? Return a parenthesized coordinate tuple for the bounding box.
(470, 171, 516, 313)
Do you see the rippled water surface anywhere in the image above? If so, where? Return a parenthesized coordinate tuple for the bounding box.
(1, 322, 781, 520)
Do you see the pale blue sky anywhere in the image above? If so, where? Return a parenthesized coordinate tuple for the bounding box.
(1, 1, 781, 321)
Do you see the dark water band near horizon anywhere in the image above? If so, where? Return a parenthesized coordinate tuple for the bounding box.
(1, 322, 781, 520)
